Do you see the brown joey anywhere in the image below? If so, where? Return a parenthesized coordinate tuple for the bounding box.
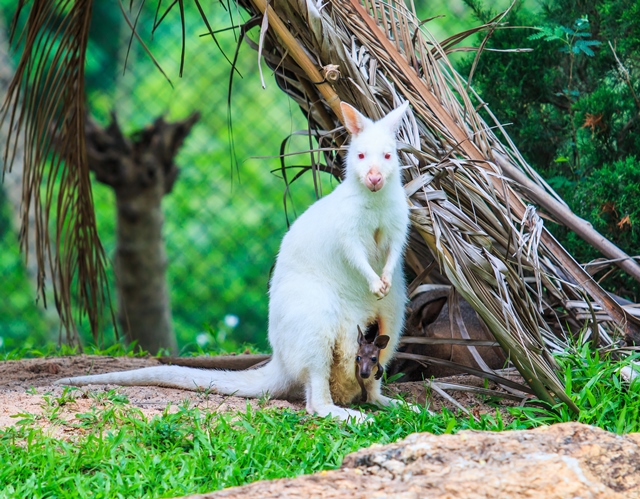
(355, 324, 390, 402)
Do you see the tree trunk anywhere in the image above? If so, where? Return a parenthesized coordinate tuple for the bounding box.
(115, 180, 176, 354)
(85, 113, 199, 354)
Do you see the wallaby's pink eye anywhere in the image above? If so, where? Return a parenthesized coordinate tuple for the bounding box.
(358, 153, 365, 160)
(384, 153, 391, 160)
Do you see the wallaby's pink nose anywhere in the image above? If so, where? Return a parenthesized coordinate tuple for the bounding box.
(366, 173, 384, 191)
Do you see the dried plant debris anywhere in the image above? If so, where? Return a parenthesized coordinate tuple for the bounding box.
(229, 0, 640, 410)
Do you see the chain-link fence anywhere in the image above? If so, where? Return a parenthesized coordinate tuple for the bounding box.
(0, 0, 474, 352)
(0, 3, 336, 352)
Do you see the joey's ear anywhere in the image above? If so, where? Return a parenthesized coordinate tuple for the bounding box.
(341, 102, 372, 136)
(357, 325, 365, 345)
(374, 335, 390, 349)
(379, 101, 410, 133)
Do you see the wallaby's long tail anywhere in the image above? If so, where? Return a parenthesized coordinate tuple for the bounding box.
(55, 361, 290, 398)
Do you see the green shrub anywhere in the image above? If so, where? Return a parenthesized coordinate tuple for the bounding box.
(462, 0, 640, 299)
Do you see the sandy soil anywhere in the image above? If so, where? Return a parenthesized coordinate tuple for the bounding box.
(0, 355, 520, 437)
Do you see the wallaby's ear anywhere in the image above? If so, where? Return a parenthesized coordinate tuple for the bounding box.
(341, 102, 372, 136)
(379, 101, 410, 133)
(375, 335, 390, 349)
(357, 325, 365, 345)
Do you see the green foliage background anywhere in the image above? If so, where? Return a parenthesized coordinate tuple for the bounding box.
(0, 2, 316, 351)
(462, 0, 640, 300)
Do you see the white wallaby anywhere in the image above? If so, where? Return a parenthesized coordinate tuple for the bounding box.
(56, 101, 411, 421)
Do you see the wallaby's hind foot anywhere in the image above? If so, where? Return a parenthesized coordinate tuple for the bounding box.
(313, 404, 368, 423)
(367, 388, 425, 414)
(306, 373, 368, 423)
(372, 395, 424, 416)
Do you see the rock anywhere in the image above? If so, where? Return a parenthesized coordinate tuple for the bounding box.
(178, 422, 640, 499)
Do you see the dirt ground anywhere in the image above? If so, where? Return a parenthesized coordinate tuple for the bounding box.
(0, 355, 521, 437)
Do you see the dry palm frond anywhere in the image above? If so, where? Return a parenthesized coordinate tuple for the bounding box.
(1, 0, 111, 344)
(231, 0, 640, 411)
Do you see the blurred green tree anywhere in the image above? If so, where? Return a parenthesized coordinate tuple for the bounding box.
(0, 0, 318, 352)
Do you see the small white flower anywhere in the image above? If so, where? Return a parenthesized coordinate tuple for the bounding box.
(224, 314, 240, 329)
(196, 333, 210, 347)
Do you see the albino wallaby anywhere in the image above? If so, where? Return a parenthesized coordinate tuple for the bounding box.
(355, 324, 390, 402)
(56, 101, 411, 421)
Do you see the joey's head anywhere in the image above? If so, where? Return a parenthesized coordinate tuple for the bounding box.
(356, 325, 390, 379)
(341, 101, 410, 193)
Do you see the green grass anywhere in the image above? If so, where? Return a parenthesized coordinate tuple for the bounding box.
(513, 345, 640, 433)
(0, 341, 263, 361)
(0, 343, 149, 361)
(2, 346, 640, 498)
(0, 398, 513, 499)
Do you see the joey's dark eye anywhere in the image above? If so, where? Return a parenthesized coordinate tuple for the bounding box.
(358, 153, 365, 159)
(384, 153, 391, 160)
(356, 356, 361, 362)
(371, 357, 377, 363)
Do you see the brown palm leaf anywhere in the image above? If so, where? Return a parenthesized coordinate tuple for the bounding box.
(2, 0, 111, 344)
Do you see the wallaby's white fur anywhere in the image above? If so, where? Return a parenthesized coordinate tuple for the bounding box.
(56, 101, 411, 422)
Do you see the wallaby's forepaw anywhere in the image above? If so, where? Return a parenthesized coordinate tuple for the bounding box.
(370, 276, 391, 298)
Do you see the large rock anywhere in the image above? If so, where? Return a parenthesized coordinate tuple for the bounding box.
(180, 422, 640, 498)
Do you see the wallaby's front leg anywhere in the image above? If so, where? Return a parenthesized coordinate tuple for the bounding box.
(344, 239, 389, 298)
(379, 238, 405, 293)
